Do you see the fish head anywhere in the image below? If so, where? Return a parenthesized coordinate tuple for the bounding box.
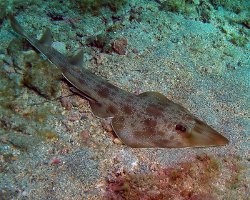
(172, 118, 229, 148)
(111, 91, 229, 148)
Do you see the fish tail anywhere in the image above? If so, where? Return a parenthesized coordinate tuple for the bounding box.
(8, 14, 27, 38)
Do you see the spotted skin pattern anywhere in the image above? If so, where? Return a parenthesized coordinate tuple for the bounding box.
(9, 15, 229, 148)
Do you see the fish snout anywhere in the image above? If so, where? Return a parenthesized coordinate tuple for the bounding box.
(186, 120, 229, 147)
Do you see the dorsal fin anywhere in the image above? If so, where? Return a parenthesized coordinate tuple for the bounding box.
(68, 50, 83, 67)
(38, 28, 53, 45)
(139, 91, 168, 101)
(139, 91, 173, 106)
(138, 91, 188, 111)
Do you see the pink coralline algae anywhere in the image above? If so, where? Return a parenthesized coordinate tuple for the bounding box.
(104, 154, 248, 200)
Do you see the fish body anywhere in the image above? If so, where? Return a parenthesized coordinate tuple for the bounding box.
(9, 15, 229, 148)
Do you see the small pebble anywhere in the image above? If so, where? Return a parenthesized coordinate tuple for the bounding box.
(68, 113, 80, 121)
(52, 41, 67, 54)
(132, 48, 139, 54)
(80, 113, 88, 120)
(60, 97, 73, 110)
(113, 138, 123, 145)
(21, 190, 28, 197)
(80, 130, 89, 141)
(60, 148, 69, 154)
(50, 158, 61, 165)
(101, 119, 113, 132)
(112, 38, 128, 55)
(94, 53, 106, 65)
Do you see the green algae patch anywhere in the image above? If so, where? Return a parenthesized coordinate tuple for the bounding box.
(20, 51, 62, 99)
(0, 58, 22, 109)
(104, 154, 249, 199)
(158, 0, 198, 16)
(0, 0, 43, 23)
(229, 33, 249, 47)
(75, 0, 127, 14)
(7, 38, 62, 99)
(0, 104, 59, 151)
(5, 132, 41, 151)
(210, 0, 249, 13)
(0, 1, 9, 23)
(0, 71, 21, 109)
(0, 41, 62, 153)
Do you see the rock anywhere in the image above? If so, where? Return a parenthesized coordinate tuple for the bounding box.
(112, 37, 128, 55)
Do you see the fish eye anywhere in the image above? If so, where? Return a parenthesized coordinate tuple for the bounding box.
(175, 124, 186, 132)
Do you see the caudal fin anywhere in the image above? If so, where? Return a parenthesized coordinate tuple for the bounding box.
(8, 14, 26, 37)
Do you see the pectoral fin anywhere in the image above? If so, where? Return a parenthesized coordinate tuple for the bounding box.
(38, 28, 53, 46)
(68, 50, 84, 67)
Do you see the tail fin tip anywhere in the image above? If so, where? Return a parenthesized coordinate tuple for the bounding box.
(8, 14, 24, 36)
